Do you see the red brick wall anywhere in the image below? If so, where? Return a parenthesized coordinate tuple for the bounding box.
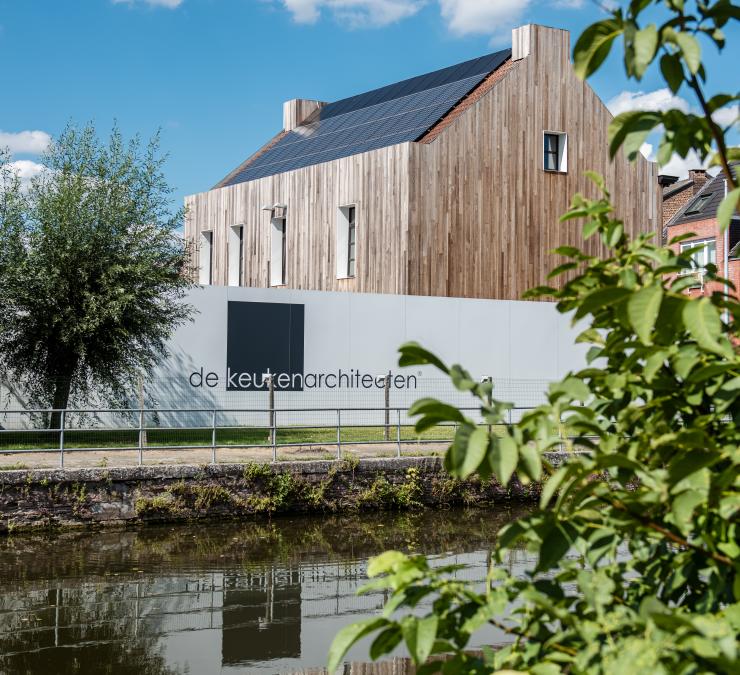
(667, 217, 740, 299)
(663, 188, 693, 226)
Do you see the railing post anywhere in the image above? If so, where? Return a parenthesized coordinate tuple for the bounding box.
(384, 374, 390, 441)
(211, 409, 217, 464)
(271, 409, 277, 463)
(336, 408, 341, 460)
(396, 408, 401, 458)
(138, 408, 144, 466)
(59, 409, 65, 469)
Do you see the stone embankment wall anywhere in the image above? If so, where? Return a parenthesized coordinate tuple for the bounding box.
(0, 456, 547, 533)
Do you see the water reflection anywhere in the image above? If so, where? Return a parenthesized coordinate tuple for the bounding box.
(0, 508, 534, 674)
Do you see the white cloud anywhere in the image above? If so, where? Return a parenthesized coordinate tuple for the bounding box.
(639, 142, 709, 179)
(606, 88, 690, 116)
(713, 104, 739, 128)
(0, 130, 51, 155)
(438, 0, 531, 37)
(112, 0, 184, 9)
(279, 0, 424, 27)
(552, 0, 585, 7)
(5, 159, 46, 190)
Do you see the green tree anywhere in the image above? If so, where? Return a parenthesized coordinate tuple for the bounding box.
(329, 1, 739, 673)
(0, 123, 194, 427)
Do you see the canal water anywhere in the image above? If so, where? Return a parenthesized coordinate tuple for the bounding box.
(0, 507, 534, 674)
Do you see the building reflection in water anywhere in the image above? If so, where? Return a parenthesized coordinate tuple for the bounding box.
(222, 569, 302, 664)
(0, 508, 534, 674)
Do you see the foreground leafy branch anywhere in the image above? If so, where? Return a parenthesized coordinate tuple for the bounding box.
(329, 173, 740, 674)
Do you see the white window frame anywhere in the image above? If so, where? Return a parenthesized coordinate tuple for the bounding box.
(336, 205, 357, 279)
(227, 224, 244, 287)
(680, 238, 716, 279)
(270, 216, 287, 286)
(199, 231, 213, 286)
(543, 131, 568, 173)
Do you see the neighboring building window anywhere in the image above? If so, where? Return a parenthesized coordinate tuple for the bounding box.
(199, 231, 213, 285)
(685, 194, 711, 216)
(337, 205, 357, 279)
(228, 225, 244, 287)
(680, 238, 716, 279)
(270, 217, 287, 286)
(544, 131, 567, 173)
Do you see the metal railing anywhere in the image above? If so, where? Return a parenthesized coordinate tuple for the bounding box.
(0, 406, 535, 467)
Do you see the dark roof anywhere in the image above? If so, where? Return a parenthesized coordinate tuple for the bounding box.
(219, 50, 511, 187)
(668, 168, 737, 227)
(663, 177, 692, 198)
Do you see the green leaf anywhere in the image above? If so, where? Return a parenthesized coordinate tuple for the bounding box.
(369, 627, 403, 661)
(670, 489, 706, 535)
(573, 19, 623, 79)
(632, 24, 658, 78)
(402, 615, 438, 665)
(409, 398, 467, 427)
(456, 426, 489, 479)
(540, 466, 568, 508)
(328, 617, 389, 672)
(608, 110, 662, 160)
(574, 287, 630, 319)
(398, 342, 449, 373)
(717, 187, 740, 232)
(682, 298, 731, 357)
(490, 434, 519, 486)
(519, 444, 542, 481)
(537, 523, 572, 571)
(367, 550, 408, 577)
(660, 53, 684, 93)
(628, 284, 663, 345)
(675, 32, 701, 74)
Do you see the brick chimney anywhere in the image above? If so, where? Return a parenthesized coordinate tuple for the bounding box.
(688, 169, 708, 194)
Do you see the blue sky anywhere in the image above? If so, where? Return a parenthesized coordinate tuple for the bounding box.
(1, 0, 737, 211)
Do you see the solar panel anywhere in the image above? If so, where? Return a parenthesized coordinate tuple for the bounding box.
(223, 49, 511, 186)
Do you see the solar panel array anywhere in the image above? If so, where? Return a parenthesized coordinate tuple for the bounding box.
(223, 50, 511, 186)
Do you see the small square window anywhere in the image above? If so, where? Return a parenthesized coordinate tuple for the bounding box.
(544, 131, 567, 173)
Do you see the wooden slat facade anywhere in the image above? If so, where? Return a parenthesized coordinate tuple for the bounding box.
(184, 24, 661, 301)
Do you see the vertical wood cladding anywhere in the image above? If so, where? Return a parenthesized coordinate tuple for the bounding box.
(407, 25, 660, 299)
(186, 143, 412, 295)
(185, 25, 661, 301)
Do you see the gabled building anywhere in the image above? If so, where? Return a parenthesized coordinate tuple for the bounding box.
(666, 167, 740, 298)
(660, 169, 710, 227)
(185, 23, 660, 301)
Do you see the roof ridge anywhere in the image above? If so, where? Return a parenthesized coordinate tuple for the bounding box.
(320, 49, 511, 120)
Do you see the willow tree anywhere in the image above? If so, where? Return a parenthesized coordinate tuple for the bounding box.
(0, 124, 194, 426)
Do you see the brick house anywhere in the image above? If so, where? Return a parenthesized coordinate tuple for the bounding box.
(660, 169, 710, 227)
(665, 167, 740, 298)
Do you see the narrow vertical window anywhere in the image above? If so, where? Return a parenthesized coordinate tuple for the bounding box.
(337, 205, 357, 279)
(238, 226, 244, 286)
(228, 225, 244, 287)
(280, 218, 287, 285)
(544, 133, 559, 171)
(270, 216, 287, 286)
(347, 206, 356, 278)
(199, 231, 213, 285)
(543, 131, 567, 172)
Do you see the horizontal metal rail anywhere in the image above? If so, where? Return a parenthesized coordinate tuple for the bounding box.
(0, 405, 535, 468)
